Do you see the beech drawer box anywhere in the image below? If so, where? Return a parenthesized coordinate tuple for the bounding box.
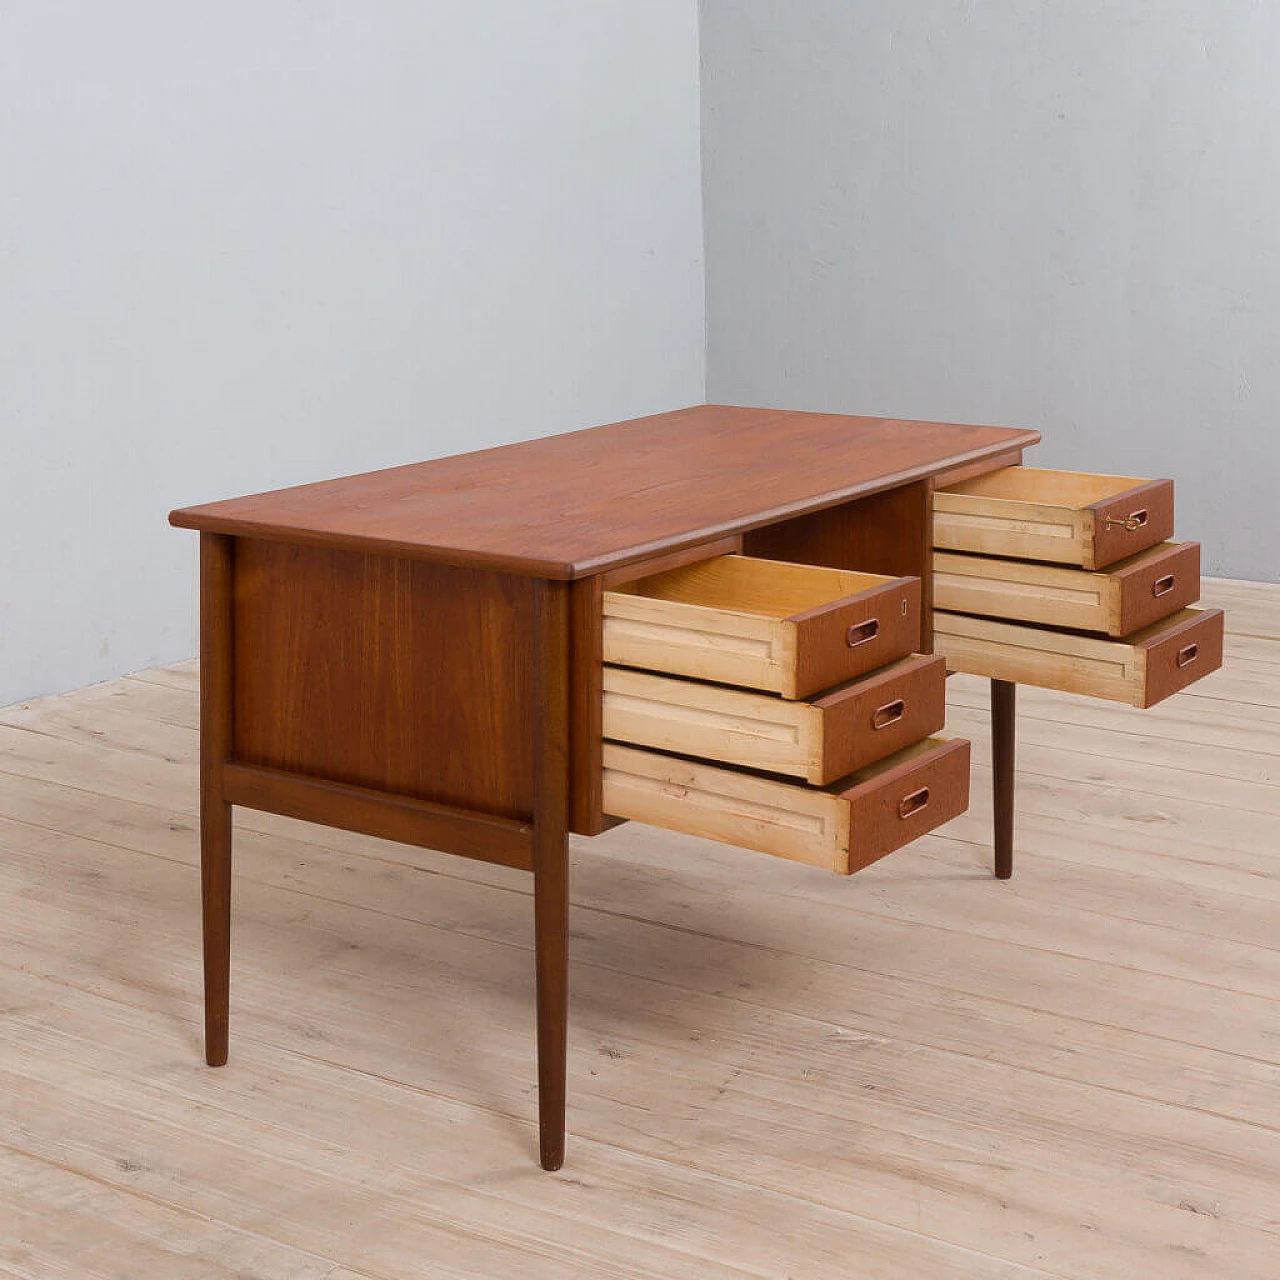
(933, 542, 1201, 637)
(602, 654, 946, 786)
(934, 467, 1174, 570)
(933, 607, 1224, 708)
(602, 737, 971, 874)
(602, 554, 920, 700)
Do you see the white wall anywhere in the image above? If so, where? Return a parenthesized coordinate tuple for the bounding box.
(702, 3, 1280, 581)
(0, 2, 705, 703)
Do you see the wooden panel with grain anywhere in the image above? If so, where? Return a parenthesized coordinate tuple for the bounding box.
(811, 655, 948, 782)
(934, 542, 1202, 637)
(170, 406, 1039, 579)
(573, 535, 745, 836)
(929, 447, 1027, 491)
(231, 538, 536, 820)
(602, 655, 944, 785)
(934, 467, 1174, 570)
(933, 607, 1224, 708)
(568, 573, 617, 837)
(603, 666, 821, 781)
(601, 737, 970, 875)
(199, 532, 234, 1069)
(222, 762, 534, 869)
(603, 555, 920, 700)
(1113, 541, 1203, 637)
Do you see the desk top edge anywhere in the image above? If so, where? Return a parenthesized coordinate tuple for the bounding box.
(170, 404, 1041, 580)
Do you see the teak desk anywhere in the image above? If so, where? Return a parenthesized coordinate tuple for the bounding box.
(170, 404, 1222, 1169)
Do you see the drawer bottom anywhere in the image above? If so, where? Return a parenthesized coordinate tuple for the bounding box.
(602, 738, 970, 875)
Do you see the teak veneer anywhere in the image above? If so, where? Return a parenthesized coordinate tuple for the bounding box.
(172, 404, 1073, 1169)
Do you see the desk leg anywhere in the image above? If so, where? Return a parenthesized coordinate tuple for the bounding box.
(992, 678, 1015, 880)
(200, 533, 235, 1065)
(533, 579, 571, 1170)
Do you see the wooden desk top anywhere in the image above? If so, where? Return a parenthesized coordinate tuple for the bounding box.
(170, 404, 1039, 579)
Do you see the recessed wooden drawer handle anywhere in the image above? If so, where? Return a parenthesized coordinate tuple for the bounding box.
(1152, 574, 1175, 598)
(1105, 509, 1148, 532)
(898, 787, 930, 820)
(1176, 642, 1199, 668)
(872, 698, 906, 730)
(847, 619, 879, 648)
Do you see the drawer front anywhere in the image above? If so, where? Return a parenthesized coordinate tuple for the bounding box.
(1110, 540, 1202, 635)
(934, 542, 1201, 638)
(808, 654, 947, 782)
(601, 738, 970, 875)
(788, 579, 922, 699)
(933, 607, 1223, 708)
(602, 654, 946, 786)
(934, 467, 1174, 569)
(1088, 481, 1176, 571)
(602, 554, 920, 699)
(1137, 606, 1225, 706)
(838, 736, 971, 870)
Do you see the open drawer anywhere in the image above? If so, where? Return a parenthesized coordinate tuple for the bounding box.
(934, 541, 1201, 637)
(934, 467, 1174, 569)
(603, 654, 946, 786)
(602, 737, 970, 874)
(602, 554, 920, 700)
(934, 606, 1223, 708)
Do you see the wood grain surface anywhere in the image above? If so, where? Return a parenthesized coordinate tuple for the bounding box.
(934, 541, 1202, 638)
(170, 405, 1039, 578)
(934, 607, 1224, 708)
(231, 538, 537, 820)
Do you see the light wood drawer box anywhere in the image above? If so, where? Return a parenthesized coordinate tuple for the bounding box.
(602, 554, 920, 700)
(934, 606, 1223, 708)
(933, 541, 1201, 637)
(602, 737, 970, 874)
(602, 654, 946, 786)
(934, 467, 1174, 569)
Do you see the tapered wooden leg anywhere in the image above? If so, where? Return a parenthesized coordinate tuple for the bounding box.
(991, 678, 1015, 880)
(532, 579, 571, 1170)
(201, 787, 232, 1064)
(200, 534, 235, 1066)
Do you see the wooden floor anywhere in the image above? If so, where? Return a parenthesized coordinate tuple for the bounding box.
(1, 578, 1278, 1279)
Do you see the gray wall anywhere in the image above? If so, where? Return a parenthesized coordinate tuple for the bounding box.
(6, 3, 1274, 706)
(1, 2, 705, 703)
(702, 3, 1279, 581)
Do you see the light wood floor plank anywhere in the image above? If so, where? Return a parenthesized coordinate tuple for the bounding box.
(0, 1144, 338, 1280)
(4, 819, 1280, 1260)
(6, 781, 1280, 1147)
(1, 891, 1268, 1280)
(0, 971, 1050, 1280)
(3, 771, 1279, 1070)
(1202, 576, 1280, 639)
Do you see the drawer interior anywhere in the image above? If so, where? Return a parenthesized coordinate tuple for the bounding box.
(609, 554, 898, 618)
(603, 553, 921, 700)
(934, 465, 1175, 571)
(939, 466, 1153, 510)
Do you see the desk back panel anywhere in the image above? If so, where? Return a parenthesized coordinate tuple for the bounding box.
(232, 539, 536, 822)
